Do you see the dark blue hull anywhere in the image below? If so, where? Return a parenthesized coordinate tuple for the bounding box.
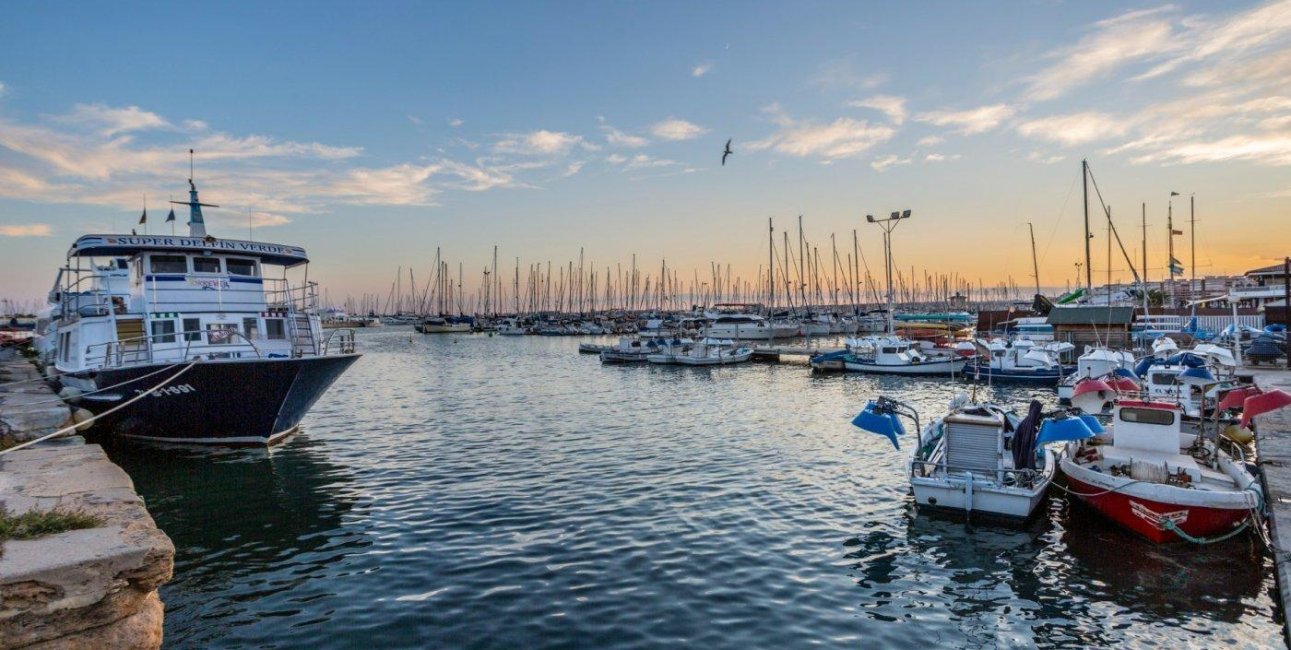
(74, 354, 359, 445)
(964, 362, 1067, 384)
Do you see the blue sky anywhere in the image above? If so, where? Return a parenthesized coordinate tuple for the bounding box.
(2, 1, 1289, 308)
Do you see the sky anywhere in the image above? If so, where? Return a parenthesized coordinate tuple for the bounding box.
(2, 1, 1289, 309)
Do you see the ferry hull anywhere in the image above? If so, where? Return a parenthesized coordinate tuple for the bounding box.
(70, 354, 360, 445)
(1062, 469, 1252, 544)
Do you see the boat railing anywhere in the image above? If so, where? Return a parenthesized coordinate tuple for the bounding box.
(264, 279, 319, 313)
(55, 273, 119, 322)
(84, 328, 265, 369)
(321, 328, 357, 355)
(910, 459, 1041, 486)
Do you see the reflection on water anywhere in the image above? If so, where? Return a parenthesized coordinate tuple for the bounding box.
(104, 329, 1277, 649)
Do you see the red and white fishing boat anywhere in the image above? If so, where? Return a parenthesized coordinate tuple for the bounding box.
(1060, 400, 1262, 544)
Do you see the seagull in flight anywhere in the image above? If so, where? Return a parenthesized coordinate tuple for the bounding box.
(721, 139, 733, 166)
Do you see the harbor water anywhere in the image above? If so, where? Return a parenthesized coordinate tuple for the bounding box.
(104, 329, 1279, 648)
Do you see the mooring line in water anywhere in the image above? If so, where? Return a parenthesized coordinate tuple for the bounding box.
(1048, 479, 1145, 498)
(0, 362, 198, 457)
(0, 362, 191, 413)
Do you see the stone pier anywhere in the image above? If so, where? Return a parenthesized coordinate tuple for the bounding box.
(0, 351, 174, 649)
(0, 351, 70, 448)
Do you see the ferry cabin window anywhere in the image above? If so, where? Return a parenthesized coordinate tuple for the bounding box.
(1119, 407, 1175, 426)
(265, 318, 286, 340)
(207, 324, 237, 345)
(150, 255, 188, 274)
(150, 320, 176, 343)
(243, 317, 260, 340)
(182, 318, 202, 342)
(226, 258, 258, 277)
(193, 256, 221, 274)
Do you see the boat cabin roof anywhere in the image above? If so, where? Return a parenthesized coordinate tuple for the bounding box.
(67, 234, 309, 267)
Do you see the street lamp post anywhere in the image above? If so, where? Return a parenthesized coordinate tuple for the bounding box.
(866, 209, 912, 336)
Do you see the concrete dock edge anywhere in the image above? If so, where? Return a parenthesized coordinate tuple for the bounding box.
(1250, 369, 1291, 649)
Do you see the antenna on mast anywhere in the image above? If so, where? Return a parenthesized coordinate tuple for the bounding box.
(189, 148, 194, 183)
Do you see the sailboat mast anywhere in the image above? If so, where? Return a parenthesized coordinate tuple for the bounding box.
(768, 218, 775, 310)
(1028, 222, 1040, 296)
(1081, 159, 1092, 290)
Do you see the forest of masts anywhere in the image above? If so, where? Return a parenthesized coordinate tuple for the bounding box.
(333, 218, 1040, 318)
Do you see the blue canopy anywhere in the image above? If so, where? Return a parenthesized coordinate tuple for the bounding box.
(1077, 414, 1104, 434)
(1112, 367, 1138, 380)
(1179, 366, 1217, 386)
(852, 401, 906, 450)
(1036, 416, 1096, 445)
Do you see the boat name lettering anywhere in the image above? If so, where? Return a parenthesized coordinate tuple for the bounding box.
(187, 278, 231, 290)
(104, 236, 301, 256)
(132, 383, 197, 398)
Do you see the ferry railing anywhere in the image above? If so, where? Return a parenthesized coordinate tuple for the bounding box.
(55, 273, 119, 322)
(84, 328, 266, 370)
(263, 279, 320, 313)
(321, 328, 357, 355)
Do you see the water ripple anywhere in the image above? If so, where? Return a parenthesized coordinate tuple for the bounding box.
(104, 329, 1279, 649)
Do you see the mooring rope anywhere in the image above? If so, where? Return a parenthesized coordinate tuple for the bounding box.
(0, 372, 55, 389)
(0, 363, 189, 413)
(0, 361, 198, 457)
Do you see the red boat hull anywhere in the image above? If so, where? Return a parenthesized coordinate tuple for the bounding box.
(1065, 474, 1251, 544)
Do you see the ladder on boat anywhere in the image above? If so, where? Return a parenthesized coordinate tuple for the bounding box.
(288, 314, 317, 357)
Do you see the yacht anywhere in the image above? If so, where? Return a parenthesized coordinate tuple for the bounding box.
(703, 304, 798, 340)
(50, 179, 359, 444)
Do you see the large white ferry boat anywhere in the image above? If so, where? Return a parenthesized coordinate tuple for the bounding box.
(49, 179, 360, 444)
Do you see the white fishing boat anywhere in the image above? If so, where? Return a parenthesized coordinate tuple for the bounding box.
(670, 339, 753, 366)
(1057, 346, 1137, 402)
(496, 318, 527, 336)
(964, 339, 1073, 384)
(852, 395, 1056, 519)
(599, 337, 653, 363)
(812, 336, 967, 375)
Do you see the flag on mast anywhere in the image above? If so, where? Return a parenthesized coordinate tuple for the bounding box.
(1171, 228, 1183, 235)
(1169, 257, 1184, 276)
(165, 209, 176, 223)
(138, 208, 147, 225)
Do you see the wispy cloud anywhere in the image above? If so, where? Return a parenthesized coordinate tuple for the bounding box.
(624, 154, 678, 171)
(692, 62, 713, 77)
(748, 105, 896, 161)
(915, 104, 1015, 134)
(493, 129, 585, 155)
(1027, 151, 1066, 165)
(1016, 112, 1129, 146)
(0, 100, 536, 225)
(923, 153, 959, 163)
(849, 95, 906, 125)
(448, 118, 464, 127)
(0, 223, 52, 237)
(916, 135, 944, 147)
(601, 124, 649, 148)
(808, 59, 887, 91)
(650, 118, 707, 141)
(562, 161, 585, 177)
(870, 155, 911, 172)
(1024, 6, 1181, 102)
(50, 103, 172, 137)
